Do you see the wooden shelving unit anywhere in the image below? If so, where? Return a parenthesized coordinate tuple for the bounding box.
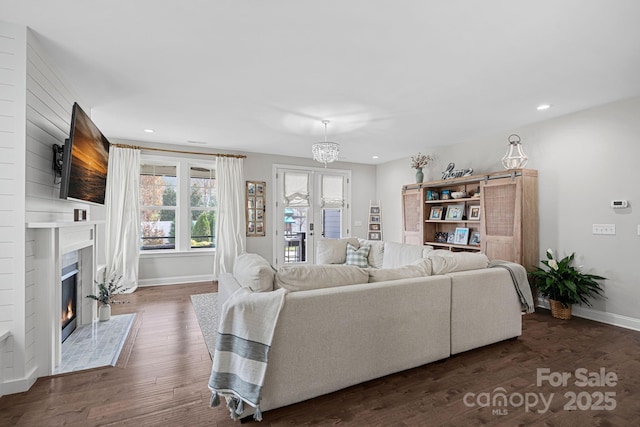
(401, 169, 538, 268)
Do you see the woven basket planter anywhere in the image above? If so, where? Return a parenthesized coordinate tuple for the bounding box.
(549, 299, 572, 320)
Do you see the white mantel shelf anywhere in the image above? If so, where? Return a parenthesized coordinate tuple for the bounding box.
(27, 220, 104, 229)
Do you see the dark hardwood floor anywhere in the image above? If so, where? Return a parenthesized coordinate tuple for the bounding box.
(1, 283, 639, 426)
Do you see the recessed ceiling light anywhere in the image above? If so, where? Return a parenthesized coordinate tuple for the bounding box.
(536, 104, 551, 111)
(144, 129, 154, 133)
(372, 155, 379, 159)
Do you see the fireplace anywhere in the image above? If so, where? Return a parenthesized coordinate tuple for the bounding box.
(61, 263, 79, 343)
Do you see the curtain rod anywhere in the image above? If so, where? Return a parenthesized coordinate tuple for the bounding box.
(110, 143, 246, 159)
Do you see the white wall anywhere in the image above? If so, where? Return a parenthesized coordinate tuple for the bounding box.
(377, 96, 640, 328)
(0, 23, 97, 395)
(0, 21, 27, 397)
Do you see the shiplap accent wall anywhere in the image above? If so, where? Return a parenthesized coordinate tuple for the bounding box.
(0, 21, 27, 396)
(1, 22, 96, 395)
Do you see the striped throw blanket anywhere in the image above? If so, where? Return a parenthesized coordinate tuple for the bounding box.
(489, 260, 535, 313)
(208, 287, 287, 421)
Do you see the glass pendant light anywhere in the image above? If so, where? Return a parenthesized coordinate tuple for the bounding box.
(312, 120, 340, 168)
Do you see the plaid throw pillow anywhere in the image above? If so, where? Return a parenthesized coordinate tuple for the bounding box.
(345, 242, 370, 268)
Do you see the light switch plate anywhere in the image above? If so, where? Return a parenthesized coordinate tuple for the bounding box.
(593, 224, 616, 235)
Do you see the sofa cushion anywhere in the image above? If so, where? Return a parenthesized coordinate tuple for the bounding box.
(357, 238, 385, 269)
(316, 238, 361, 264)
(368, 258, 432, 283)
(428, 250, 490, 275)
(275, 264, 369, 292)
(233, 253, 275, 292)
(382, 242, 433, 269)
(345, 242, 370, 268)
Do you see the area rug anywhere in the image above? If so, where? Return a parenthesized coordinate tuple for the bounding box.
(190, 292, 219, 358)
(54, 313, 136, 375)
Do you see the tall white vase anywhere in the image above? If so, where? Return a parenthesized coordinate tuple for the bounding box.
(99, 303, 111, 321)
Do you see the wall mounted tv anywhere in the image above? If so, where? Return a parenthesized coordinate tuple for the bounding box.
(59, 102, 110, 205)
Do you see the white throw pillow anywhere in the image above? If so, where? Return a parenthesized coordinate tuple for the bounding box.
(345, 242, 370, 268)
(275, 264, 369, 292)
(357, 238, 385, 269)
(316, 238, 360, 264)
(233, 253, 275, 292)
(368, 259, 432, 283)
(382, 242, 428, 269)
(428, 250, 490, 275)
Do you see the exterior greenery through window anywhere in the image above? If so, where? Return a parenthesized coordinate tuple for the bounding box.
(140, 164, 177, 250)
(190, 166, 216, 248)
(139, 161, 217, 251)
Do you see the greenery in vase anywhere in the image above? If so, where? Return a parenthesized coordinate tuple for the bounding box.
(529, 249, 605, 308)
(410, 152, 433, 169)
(87, 275, 126, 305)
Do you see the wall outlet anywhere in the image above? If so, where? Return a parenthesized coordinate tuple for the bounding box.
(592, 224, 616, 235)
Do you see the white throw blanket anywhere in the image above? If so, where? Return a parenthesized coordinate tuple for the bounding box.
(208, 287, 287, 421)
(489, 260, 535, 313)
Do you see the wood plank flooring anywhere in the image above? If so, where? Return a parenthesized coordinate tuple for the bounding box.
(1, 282, 639, 426)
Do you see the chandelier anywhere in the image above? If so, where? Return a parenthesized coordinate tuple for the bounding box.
(312, 120, 340, 168)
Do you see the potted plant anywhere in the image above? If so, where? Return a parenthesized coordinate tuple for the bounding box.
(529, 249, 605, 319)
(410, 152, 433, 183)
(87, 275, 126, 321)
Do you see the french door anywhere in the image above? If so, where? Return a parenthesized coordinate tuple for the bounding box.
(273, 165, 350, 267)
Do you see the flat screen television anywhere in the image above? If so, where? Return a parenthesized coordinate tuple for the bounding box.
(60, 102, 110, 205)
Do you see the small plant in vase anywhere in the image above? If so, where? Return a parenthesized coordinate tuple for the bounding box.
(529, 249, 605, 319)
(87, 275, 126, 321)
(410, 152, 434, 183)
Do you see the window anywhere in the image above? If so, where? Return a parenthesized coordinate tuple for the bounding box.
(140, 163, 177, 250)
(190, 166, 217, 248)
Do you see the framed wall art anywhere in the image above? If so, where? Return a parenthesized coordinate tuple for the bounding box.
(246, 180, 266, 237)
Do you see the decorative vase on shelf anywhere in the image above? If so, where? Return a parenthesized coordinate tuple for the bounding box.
(415, 168, 424, 183)
(99, 303, 111, 321)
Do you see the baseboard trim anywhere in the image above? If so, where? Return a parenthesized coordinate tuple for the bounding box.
(537, 298, 640, 332)
(138, 274, 214, 287)
(2, 365, 39, 396)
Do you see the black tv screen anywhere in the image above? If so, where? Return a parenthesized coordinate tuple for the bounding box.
(60, 103, 110, 205)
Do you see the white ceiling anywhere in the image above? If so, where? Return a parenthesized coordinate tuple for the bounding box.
(3, 0, 640, 164)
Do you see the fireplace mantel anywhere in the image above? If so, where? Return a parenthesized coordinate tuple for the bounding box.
(27, 221, 103, 375)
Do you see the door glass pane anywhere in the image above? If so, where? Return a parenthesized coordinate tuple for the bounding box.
(283, 207, 307, 263)
(322, 208, 342, 238)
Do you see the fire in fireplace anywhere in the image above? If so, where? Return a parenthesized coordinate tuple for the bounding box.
(61, 263, 79, 343)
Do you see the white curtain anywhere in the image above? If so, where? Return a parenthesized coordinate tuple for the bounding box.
(213, 157, 246, 277)
(105, 146, 141, 292)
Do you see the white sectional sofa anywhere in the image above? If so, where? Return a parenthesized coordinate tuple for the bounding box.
(214, 239, 528, 419)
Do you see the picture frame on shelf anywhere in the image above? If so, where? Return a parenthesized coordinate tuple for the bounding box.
(454, 227, 470, 245)
(368, 231, 381, 240)
(435, 231, 448, 243)
(447, 233, 455, 244)
(469, 231, 481, 246)
(370, 215, 380, 223)
(429, 206, 444, 220)
(370, 206, 380, 214)
(369, 223, 380, 231)
(468, 205, 481, 221)
(445, 204, 465, 221)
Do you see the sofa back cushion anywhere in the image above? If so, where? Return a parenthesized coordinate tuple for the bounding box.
(382, 242, 433, 269)
(357, 238, 385, 269)
(233, 253, 275, 292)
(275, 264, 369, 292)
(368, 258, 432, 283)
(428, 250, 490, 275)
(316, 238, 361, 264)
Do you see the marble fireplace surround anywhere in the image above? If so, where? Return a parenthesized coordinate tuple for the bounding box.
(27, 221, 101, 376)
